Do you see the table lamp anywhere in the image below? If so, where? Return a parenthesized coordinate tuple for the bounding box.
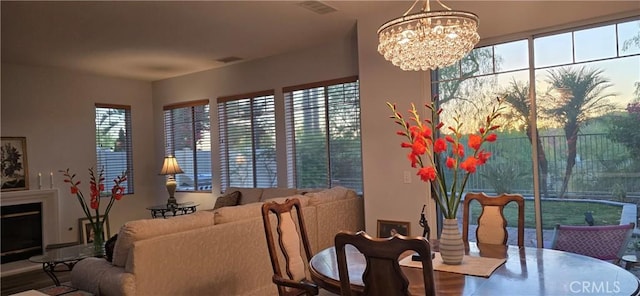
(159, 155, 184, 207)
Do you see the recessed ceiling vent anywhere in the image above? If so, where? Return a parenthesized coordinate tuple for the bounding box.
(216, 56, 243, 63)
(297, 1, 337, 15)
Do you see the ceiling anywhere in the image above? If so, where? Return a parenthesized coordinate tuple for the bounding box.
(2, 1, 638, 82)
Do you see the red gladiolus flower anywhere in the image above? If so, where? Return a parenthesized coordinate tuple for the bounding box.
(417, 166, 437, 182)
(388, 99, 504, 220)
(460, 157, 478, 173)
(446, 157, 456, 169)
(409, 126, 421, 138)
(478, 150, 491, 165)
(90, 195, 99, 209)
(445, 135, 455, 143)
(60, 167, 127, 234)
(412, 139, 426, 155)
(434, 138, 447, 153)
(421, 126, 432, 139)
(456, 144, 465, 157)
(468, 134, 482, 150)
(113, 186, 125, 200)
(408, 153, 419, 168)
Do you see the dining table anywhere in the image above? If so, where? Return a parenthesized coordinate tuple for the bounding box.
(309, 242, 640, 295)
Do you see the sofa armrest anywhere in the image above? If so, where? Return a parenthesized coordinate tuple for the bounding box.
(71, 257, 134, 296)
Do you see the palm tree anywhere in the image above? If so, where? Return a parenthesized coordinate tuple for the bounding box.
(503, 80, 551, 198)
(545, 67, 615, 198)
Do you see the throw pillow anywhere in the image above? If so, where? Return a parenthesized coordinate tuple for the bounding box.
(105, 234, 118, 262)
(213, 191, 241, 210)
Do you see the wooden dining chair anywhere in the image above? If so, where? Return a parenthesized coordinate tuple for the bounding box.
(262, 198, 318, 296)
(334, 231, 436, 296)
(551, 223, 635, 264)
(462, 192, 525, 247)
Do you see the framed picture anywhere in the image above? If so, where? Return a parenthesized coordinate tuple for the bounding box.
(78, 217, 111, 244)
(1, 137, 29, 192)
(377, 219, 410, 238)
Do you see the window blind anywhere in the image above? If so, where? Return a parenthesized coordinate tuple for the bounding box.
(95, 103, 134, 194)
(284, 76, 362, 193)
(218, 90, 276, 192)
(163, 99, 212, 192)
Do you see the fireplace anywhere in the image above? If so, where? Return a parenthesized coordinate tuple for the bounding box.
(0, 189, 60, 275)
(1, 202, 43, 263)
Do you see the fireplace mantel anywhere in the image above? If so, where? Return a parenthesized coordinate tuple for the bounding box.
(1, 189, 61, 275)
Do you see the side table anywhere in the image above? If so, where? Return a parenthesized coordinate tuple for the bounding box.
(28, 244, 104, 286)
(146, 202, 199, 218)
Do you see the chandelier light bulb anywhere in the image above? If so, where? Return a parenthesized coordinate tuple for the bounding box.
(377, 1, 480, 71)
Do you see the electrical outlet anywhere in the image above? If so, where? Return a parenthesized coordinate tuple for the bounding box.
(403, 171, 412, 183)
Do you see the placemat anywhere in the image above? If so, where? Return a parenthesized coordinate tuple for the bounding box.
(399, 253, 506, 277)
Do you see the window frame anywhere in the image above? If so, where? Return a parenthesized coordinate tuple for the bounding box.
(163, 99, 211, 192)
(284, 75, 363, 192)
(95, 103, 134, 194)
(217, 90, 277, 192)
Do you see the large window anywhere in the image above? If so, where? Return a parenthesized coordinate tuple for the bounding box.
(163, 100, 211, 192)
(284, 76, 362, 193)
(432, 17, 640, 246)
(217, 91, 276, 191)
(95, 104, 133, 193)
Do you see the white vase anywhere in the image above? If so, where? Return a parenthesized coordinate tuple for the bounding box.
(439, 218, 464, 265)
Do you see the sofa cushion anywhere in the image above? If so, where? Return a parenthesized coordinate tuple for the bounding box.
(214, 202, 264, 224)
(213, 190, 241, 210)
(227, 187, 264, 205)
(261, 188, 298, 201)
(111, 211, 215, 267)
(307, 186, 357, 206)
(263, 195, 310, 208)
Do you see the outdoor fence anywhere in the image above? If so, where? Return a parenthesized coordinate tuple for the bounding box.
(464, 133, 640, 199)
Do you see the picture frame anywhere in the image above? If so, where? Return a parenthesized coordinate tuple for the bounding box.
(78, 217, 111, 244)
(377, 219, 410, 238)
(1, 137, 29, 192)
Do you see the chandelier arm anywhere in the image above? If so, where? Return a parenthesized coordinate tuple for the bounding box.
(435, 0, 452, 11)
(403, 0, 422, 16)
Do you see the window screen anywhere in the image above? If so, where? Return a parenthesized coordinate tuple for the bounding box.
(163, 100, 212, 192)
(95, 103, 133, 194)
(284, 76, 362, 193)
(217, 91, 276, 192)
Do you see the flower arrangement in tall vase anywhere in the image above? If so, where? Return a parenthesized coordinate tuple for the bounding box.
(61, 168, 127, 252)
(388, 97, 504, 264)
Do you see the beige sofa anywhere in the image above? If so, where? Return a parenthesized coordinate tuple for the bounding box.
(70, 186, 364, 296)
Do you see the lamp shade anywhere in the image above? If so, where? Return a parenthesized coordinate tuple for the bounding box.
(159, 156, 184, 175)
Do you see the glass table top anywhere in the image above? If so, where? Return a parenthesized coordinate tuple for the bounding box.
(29, 244, 104, 264)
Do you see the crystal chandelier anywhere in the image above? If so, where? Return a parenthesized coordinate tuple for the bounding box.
(377, 0, 480, 71)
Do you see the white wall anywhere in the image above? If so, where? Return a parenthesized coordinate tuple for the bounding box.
(150, 19, 440, 238)
(1, 63, 155, 243)
(151, 30, 359, 210)
(357, 12, 438, 238)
